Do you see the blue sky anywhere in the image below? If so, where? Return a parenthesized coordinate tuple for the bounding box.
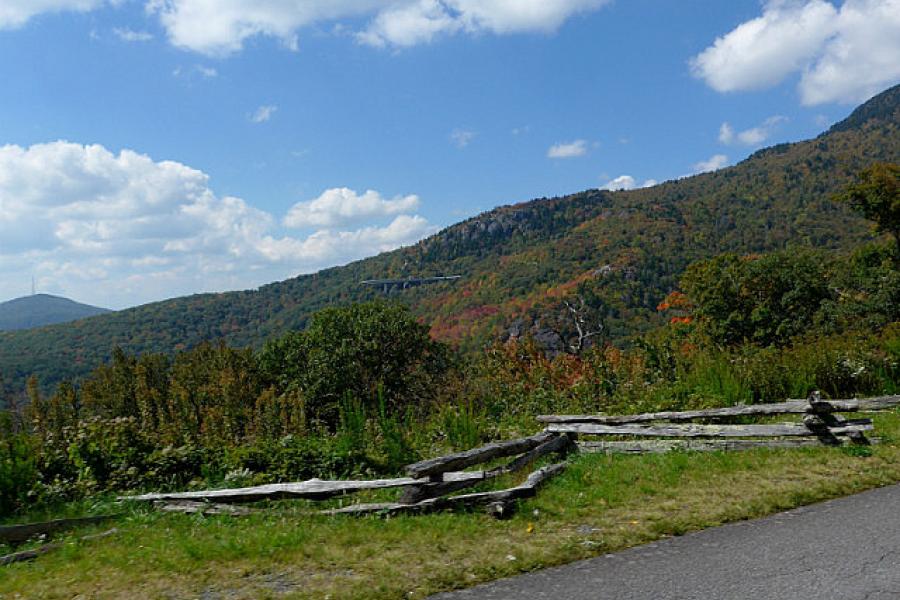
(1, 0, 898, 309)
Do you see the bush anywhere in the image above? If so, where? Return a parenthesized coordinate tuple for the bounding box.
(221, 434, 375, 483)
(681, 250, 833, 347)
(0, 415, 38, 517)
(32, 417, 205, 503)
(259, 301, 452, 429)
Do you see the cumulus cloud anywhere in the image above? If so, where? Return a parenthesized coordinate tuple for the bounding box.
(0, 141, 434, 308)
(358, 0, 460, 47)
(283, 188, 420, 228)
(718, 115, 787, 146)
(691, 0, 900, 105)
(547, 139, 588, 159)
(450, 129, 476, 148)
(113, 27, 153, 42)
(600, 175, 657, 191)
(693, 154, 729, 174)
(259, 214, 432, 262)
(359, 0, 609, 47)
(138, 0, 611, 55)
(0, 0, 108, 30)
(7, 0, 611, 54)
(250, 105, 277, 123)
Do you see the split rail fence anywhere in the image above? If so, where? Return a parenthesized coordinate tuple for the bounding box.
(6, 393, 900, 565)
(119, 392, 900, 519)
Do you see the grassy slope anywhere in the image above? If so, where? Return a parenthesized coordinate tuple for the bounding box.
(3, 410, 900, 599)
(2, 85, 899, 393)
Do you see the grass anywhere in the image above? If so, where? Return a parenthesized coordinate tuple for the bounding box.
(3, 410, 900, 599)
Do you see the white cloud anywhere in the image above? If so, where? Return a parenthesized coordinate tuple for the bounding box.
(800, 0, 900, 104)
(358, 0, 460, 47)
(450, 128, 476, 148)
(0, 0, 108, 30)
(259, 214, 432, 262)
(600, 175, 657, 191)
(283, 188, 420, 228)
(113, 27, 153, 42)
(7, 0, 611, 55)
(602, 175, 636, 190)
(139, 0, 610, 55)
(173, 64, 218, 79)
(361, 0, 609, 46)
(0, 141, 434, 308)
(250, 105, 277, 123)
(547, 139, 588, 159)
(691, 0, 900, 105)
(718, 123, 735, 145)
(718, 115, 787, 146)
(693, 154, 729, 174)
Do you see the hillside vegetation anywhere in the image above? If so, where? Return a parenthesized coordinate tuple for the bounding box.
(2, 232, 900, 598)
(0, 294, 110, 332)
(1, 85, 899, 394)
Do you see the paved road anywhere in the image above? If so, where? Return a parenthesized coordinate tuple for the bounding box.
(430, 483, 900, 600)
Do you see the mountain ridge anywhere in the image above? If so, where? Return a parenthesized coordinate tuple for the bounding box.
(0, 294, 111, 332)
(1, 84, 899, 393)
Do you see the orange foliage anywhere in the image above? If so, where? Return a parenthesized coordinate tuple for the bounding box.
(657, 291, 691, 312)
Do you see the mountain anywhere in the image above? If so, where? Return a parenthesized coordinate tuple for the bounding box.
(1, 84, 899, 393)
(0, 294, 111, 332)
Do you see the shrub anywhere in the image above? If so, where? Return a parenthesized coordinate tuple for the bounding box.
(0, 415, 38, 517)
(259, 301, 452, 429)
(681, 250, 833, 347)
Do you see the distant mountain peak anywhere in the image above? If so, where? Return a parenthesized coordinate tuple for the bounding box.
(827, 83, 900, 134)
(0, 294, 111, 332)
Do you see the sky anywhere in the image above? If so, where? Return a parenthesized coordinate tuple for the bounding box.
(0, 0, 899, 309)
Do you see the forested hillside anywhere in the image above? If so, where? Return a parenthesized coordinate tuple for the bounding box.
(1, 84, 899, 393)
(0, 294, 110, 332)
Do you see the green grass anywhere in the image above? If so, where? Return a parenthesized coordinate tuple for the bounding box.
(4, 411, 900, 599)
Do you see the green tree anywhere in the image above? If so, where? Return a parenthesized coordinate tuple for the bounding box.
(681, 250, 833, 347)
(168, 341, 261, 443)
(259, 301, 451, 428)
(838, 163, 900, 265)
(81, 347, 138, 419)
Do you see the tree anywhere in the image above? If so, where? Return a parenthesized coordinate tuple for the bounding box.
(680, 250, 832, 347)
(168, 341, 261, 443)
(838, 163, 900, 265)
(259, 301, 451, 428)
(550, 280, 608, 356)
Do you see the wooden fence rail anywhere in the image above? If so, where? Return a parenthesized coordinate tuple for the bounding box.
(546, 421, 873, 438)
(116, 392, 900, 520)
(538, 395, 900, 425)
(544, 393, 900, 455)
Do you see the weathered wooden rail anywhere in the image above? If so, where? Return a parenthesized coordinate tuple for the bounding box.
(114, 392, 900, 521)
(120, 430, 573, 518)
(0, 527, 118, 566)
(546, 392, 900, 454)
(0, 514, 119, 545)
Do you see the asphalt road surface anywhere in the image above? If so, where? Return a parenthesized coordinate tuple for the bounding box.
(430, 483, 900, 600)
